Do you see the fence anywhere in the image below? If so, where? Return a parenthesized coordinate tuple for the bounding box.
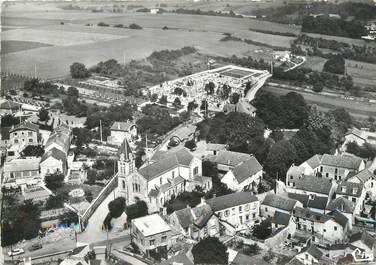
(79, 173, 118, 232)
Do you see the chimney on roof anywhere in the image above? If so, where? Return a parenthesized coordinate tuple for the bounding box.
(213, 193, 216, 198)
(186, 204, 191, 209)
(200, 196, 206, 205)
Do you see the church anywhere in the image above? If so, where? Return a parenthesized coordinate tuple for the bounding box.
(117, 139, 212, 212)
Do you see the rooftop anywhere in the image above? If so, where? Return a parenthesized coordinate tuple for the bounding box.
(132, 213, 171, 237)
(326, 197, 355, 214)
(336, 181, 363, 198)
(321, 154, 363, 170)
(10, 121, 39, 133)
(206, 192, 258, 212)
(209, 150, 251, 168)
(288, 193, 328, 210)
(139, 148, 194, 181)
(206, 143, 227, 152)
(262, 193, 297, 212)
(294, 175, 333, 195)
(41, 147, 67, 164)
(4, 157, 41, 173)
(110, 121, 136, 132)
(231, 156, 263, 183)
(272, 211, 291, 226)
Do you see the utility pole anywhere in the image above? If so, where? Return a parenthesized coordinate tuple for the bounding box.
(99, 120, 103, 143)
(34, 64, 37, 79)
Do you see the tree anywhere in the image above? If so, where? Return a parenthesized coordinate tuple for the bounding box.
(269, 130, 284, 142)
(1, 114, 20, 127)
(244, 81, 251, 97)
(323, 55, 345, 75)
(253, 217, 272, 240)
(173, 97, 182, 108)
(192, 237, 228, 265)
(59, 211, 78, 226)
(21, 145, 44, 157)
(108, 197, 126, 218)
(159, 95, 168, 105)
(312, 81, 324, 93)
(200, 99, 208, 111)
(38, 108, 49, 122)
(67, 86, 79, 98)
(187, 101, 198, 112)
(45, 173, 65, 191)
(184, 140, 197, 150)
(70, 62, 89, 79)
(150, 93, 158, 102)
(202, 160, 218, 178)
(126, 200, 148, 223)
(264, 140, 297, 180)
(230, 92, 240, 104)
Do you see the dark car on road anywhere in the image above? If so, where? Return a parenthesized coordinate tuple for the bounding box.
(28, 243, 42, 252)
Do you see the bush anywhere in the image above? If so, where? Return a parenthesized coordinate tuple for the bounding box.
(108, 197, 126, 218)
(45, 173, 65, 191)
(129, 23, 142, 29)
(253, 218, 272, 240)
(126, 200, 148, 223)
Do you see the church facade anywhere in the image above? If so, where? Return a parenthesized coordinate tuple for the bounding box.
(117, 139, 212, 212)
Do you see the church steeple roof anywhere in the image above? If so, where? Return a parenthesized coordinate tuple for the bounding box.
(117, 138, 132, 160)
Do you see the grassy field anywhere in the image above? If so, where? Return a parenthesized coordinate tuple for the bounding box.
(346, 60, 376, 88)
(1, 9, 297, 79)
(303, 56, 327, 71)
(1, 40, 52, 54)
(306, 33, 376, 48)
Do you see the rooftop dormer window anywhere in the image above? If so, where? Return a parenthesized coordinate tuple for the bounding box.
(352, 188, 358, 195)
(341, 186, 347, 193)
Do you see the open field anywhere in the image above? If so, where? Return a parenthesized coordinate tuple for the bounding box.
(2, 27, 126, 46)
(262, 85, 376, 119)
(1, 40, 52, 54)
(346, 60, 376, 88)
(303, 56, 327, 71)
(306, 33, 376, 47)
(1, 9, 297, 79)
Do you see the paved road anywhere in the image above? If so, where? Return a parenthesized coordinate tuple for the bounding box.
(113, 249, 150, 265)
(262, 85, 376, 118)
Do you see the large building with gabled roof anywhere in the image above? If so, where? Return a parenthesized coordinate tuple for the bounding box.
(117, 141, 212, 212)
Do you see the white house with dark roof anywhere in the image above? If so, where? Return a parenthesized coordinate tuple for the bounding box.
(290, 244, 324, 265)
(297, 154, 365, 181)
(208, 150, 252, 173)
(261, 193, 302, 218)
(288, 193, 329, 214)
(342, 128, 376, 152)
(117, 140, 211, 212)
(349, 230, 376, 262)
(9, 121, 39, 146)
(45, 124, 72, 154)
(293, 207, 350, 244)
(326, 197, 355, 230)
(40, 147, 68, 178)
(107, 121, 138, 145)
(205, 143, 227, 156)
(272, 210, 295, 233)
(200, 192, 260, 231)
(335, 181, 366, 215)
(221, 156, 263, 192)
(169, 202, 219, 240)
(347, 167, 376, 199)
(286, 175, 337, 201)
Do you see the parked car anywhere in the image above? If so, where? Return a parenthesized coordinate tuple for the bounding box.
(28, 243, 42, 251)
(8, 248, 25, 257)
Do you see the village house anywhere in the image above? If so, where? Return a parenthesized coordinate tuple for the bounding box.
(349, 230, 376, 262)
(169, 202, 219, 240)
(346, 163, 376, 199)
(326, 197, 355, 230)
(107, 121, 138, 146)
(293, 207, 349, 244)
(40, 124, 72, 178)
(208, 150, 252, 173)
(131, 214, 174, 258)
(288, 244, 325, 265)
(288, 193, 329, 214)
(272, 210, 295, 233)
(202, 192, 260, 231)
(117, 140, 211, 212)
(9, 121, 39, 146)
(335, 181, 366, 215)
(40, 147, 68, 178)
(220, 156, 263, 192)
(286, 175, 337, 201)
(3, 157, 41, 189)
(0, 100, 21, 115)
(342, 128, 376, 151)
(296, 154, 365, 181)
(261, 193, 302, 218)
(205, 143, 227, 156)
